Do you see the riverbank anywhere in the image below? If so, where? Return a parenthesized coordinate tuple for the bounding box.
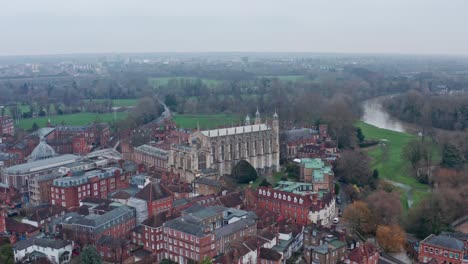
(357, 121, 432, 209)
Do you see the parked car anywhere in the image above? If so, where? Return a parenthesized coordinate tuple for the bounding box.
(333, 217, 340, 224)
(336, 197, 342, 204)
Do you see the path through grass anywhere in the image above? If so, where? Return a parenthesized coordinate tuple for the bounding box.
(357, 121, 438, 207)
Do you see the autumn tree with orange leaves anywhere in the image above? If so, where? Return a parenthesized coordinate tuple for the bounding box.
(343, 201, 375, 234)
(376, 225, 406, 253)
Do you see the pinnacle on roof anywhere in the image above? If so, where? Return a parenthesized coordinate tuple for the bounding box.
(273, 110, 278, 119)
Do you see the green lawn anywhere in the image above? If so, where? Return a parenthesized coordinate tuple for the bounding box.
(17, 112, 129, 130)
(148, 77, 222, 87)
(172, 114, 240, 130)
(85, 99, 139, 107)
(356, 121, 437, 206)
(259, 75, 306, 81)
(2, 104, 31, 116)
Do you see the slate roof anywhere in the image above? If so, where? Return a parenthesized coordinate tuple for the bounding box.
(193, 177, 223, 188)
(134, 182, 172, 201)
(216, 192, 243, 208)
(6, 218, 39, 234)
(26, 205, 66, 222)
(188, 205, 226, 220)
(110, 190, 131, 200)
(97, 235, 128, 247)
(214, 218, 256, 238)
(164, 217, 208, 237)
(259, 247, 282, 261)
(65, 206, 135, 233)
(13, 237, 72, 251)
(202, 124, 270, 137)
(423, 234, 464, 250)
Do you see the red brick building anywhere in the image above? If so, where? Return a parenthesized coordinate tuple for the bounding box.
(164, 217, 217, 263)
(134, 182, 173, 216)
(97, 235, 131, 263)
(257, 183, 335, 226)
(0, 116, 14, 136)
(259, 247, 283, 264)
(60, 205, 136, 243)
(418, 234, 466, 264)
(345, 242, 380, 264)
(50, 167, 130, 208)
(131, 212, 177, 262)
(54, 123, 110, 147)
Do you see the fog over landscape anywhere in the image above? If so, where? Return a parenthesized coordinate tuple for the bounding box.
(1, 0, 468, 55)
(0, 1, 467, 264)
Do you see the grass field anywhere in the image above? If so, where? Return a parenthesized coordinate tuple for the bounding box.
(259, 75, 306, 81)
(85, 99, 139, 107)
(2, 104, 31, 116)
(356, 121, 438, 207)
(17, 112, 129, 130)
(148, 77, 222, 87)
(172, 114, 240, 130)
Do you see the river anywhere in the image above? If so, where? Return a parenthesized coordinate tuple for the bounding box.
(361, 95, 410, 133)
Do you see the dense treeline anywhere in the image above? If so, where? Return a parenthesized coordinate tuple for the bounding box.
(384, 91, 468, 131)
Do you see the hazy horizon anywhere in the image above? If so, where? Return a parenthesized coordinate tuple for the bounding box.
(1, 0, 468, 56)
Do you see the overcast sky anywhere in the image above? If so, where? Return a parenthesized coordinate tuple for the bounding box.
(1, 0, 467, 56)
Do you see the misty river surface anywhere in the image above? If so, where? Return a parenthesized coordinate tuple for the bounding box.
(361, 96, 408, 133)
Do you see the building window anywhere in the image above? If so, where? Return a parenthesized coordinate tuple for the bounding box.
(436, 249, 439, 254)
(424, 247, 428, 252)
(198, 154, 206, 170)
(455, 253, 459, 259)
(449, 252, 453, 258)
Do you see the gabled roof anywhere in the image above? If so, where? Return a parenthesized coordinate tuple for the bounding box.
(134, 182, 172, 201)
(216, 192, 243, 208)
(14, 237, 72, 251)
(259, 247, 282, 261)
(422, 234, 464, 251)
(110, 190, 131, 200)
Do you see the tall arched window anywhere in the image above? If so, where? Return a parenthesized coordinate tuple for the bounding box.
(198, 154, 206, 170)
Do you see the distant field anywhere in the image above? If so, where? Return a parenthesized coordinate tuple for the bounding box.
(172, 114, 240, 130)
(17, 112, 128, 130)
(259, 75, 306, 81)
(2, 104, 31, 116)
(85, 99, 139, 107)
(357, 121, 439, 207)
(148, 77, 222, 87)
